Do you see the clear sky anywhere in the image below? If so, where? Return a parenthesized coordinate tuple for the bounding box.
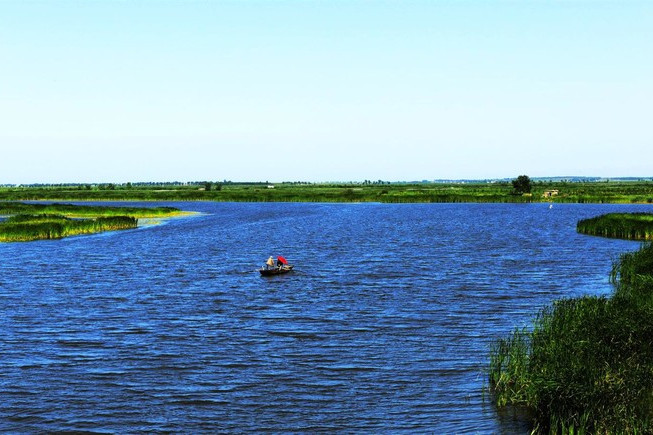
(1, 0, 651, 183)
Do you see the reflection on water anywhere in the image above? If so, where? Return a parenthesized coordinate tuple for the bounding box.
(0, 202, 647, 432)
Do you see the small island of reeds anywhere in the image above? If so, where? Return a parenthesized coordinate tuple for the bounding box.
(0, 202, 184, 242)
(577, 212, 653, 240)
(489, 241, 653, 432)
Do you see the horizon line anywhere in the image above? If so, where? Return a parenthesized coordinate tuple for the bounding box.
(3, 175, 653, 186)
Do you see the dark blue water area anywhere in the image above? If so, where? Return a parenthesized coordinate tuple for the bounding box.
(0, 202, 649, 433)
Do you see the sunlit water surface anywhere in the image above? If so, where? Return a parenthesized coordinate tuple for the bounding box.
(0, 202, 648, 432)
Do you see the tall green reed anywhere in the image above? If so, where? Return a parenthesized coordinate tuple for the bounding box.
(0, 214, 137, 242)
(577, 213, 653, 240)
(490, 242, 653, 432)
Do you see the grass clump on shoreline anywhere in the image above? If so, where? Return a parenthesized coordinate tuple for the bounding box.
(0, 214, 138, 242)
(0, 202, 184, 242)
(0, 202, 182, 218)
(489, 243, 653, 433)
(577, 213, 653, 240)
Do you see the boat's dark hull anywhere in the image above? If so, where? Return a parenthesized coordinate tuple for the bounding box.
(259, 265, 293, 276)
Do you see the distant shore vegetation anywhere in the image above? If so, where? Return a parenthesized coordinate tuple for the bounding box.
(1, 178, 653, 203)
(0, 202, 183, 242)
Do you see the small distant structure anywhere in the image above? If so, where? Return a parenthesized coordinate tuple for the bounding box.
(543, 189, 559, 198)
(267, 185, 275, 189)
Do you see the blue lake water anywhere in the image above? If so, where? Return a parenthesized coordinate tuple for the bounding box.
(0, 202, 649, 432)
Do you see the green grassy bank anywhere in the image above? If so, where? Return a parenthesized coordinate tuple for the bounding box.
(489, 239, 653, 432)
(0, 202, 182, 218)
(0, 214, 138, 242)
(0, 202, 184, 242)
(577, 213, 653, 240)
(1, 180, 653, 203)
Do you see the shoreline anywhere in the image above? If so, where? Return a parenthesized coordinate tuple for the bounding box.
(2, 181, 652, 204)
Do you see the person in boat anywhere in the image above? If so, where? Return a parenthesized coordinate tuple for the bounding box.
(276, 258, 283, 268)
(266, 256, 275, 270)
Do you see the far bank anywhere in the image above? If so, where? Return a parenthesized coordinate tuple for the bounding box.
(1, 180, 653, 203)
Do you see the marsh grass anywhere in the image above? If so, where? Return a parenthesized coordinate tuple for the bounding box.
(611, 243, 653, 307)
(577, 213, 653, 240)
(0, 213, 137, 242)
(0, 202, 181, 218)
(489, 328, 534, 407)
(0, 202, 185, 242)
(490, 243, 653, 432)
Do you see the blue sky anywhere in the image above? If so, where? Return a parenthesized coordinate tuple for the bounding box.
(1, 0, 651, 183)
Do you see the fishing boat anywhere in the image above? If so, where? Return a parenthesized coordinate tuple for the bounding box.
(259, 265, 294, 276)
(259, 255, 294, 276)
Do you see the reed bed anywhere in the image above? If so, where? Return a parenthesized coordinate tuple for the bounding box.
(0, 202, 183, 242)
(577, 213, 653, 240)
(490, 243, 653, 432)
(0, 202, 181, 218)
(0, 214, 137, 242)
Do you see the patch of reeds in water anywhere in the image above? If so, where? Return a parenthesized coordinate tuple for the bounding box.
(0, 214, 137, 242)
(577, 212, 653, 240)
(490, 243, 653, 433)
(0, 202, 180, 218)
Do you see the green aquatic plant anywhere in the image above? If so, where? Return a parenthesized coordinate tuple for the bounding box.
(490, 243, 653, 432)
(0, 202, 188, 242)
(611, 243, 653, 308)
(488, 328, 534, 407)
(577, 213, 653, 240)
(0, 202, 181, 218)
(0, 214, 138, 242)
(7, 213, 67, 223)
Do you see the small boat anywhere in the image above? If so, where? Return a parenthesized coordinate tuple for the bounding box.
(259, 255, 294, 276)
(259, 265, 294, 276)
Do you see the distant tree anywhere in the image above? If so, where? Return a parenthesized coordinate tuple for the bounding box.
(204, 182, 212, 191)
(512, 175, 532, 194)
(126, 182, 133, 189)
